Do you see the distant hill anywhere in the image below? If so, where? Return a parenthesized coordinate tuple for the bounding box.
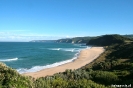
(123, 34, 133, 39)
(87, 34, 132, 46)
(55, 38, 72, 43)
(29, 34, 133, 44)
(55, 34, 133, 44)
(55, 37, 93, 43)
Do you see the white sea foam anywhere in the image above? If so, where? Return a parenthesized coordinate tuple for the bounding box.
(73, 44, 81, 46)
(17, 52, 79, 74)
(49, 48, 61, 50)
(49, 48, 82, 52)
(0, 58, 18, 62)
(61, 48, 75, 52)
(17, 46, 91, 74)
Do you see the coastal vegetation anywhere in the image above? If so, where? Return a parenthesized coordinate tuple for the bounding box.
(0, 62, 34, 88)
(0, 34, 133, 88)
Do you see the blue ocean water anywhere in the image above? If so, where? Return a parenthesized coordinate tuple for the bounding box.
(0, 42, 89, 73)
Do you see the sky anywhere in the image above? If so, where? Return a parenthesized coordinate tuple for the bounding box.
(0, 0, 133, 42)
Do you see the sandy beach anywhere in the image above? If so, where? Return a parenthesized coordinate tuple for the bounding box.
(23, 47, 104, 79)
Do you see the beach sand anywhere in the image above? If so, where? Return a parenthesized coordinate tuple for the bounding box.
(23, 47, 104, 79)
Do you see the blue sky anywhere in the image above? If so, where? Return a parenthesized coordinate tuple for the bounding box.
(0, 0, 133, 41)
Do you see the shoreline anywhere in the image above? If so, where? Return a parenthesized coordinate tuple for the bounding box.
(18, 48, 83, 74)
(23, 47, 104, 79)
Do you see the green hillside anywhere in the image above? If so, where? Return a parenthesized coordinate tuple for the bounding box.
(87, 34, 132, 46)
(83, 42, 133, 86)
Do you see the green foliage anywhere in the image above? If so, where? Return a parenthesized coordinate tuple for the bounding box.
(106, 42, 133, 60)
(34, 75, 108, 88)
(0, 62, 34, 88)
(84, 42, 133, 86)
(91, 71, 119, 85)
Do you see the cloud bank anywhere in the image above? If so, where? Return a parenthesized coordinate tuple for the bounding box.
(0, 31, 72, 42)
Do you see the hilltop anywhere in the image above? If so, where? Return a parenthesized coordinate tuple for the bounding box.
(87, 34, 133, 46)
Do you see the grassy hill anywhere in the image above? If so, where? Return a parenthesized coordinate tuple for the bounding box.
(87, 34, 132, 46)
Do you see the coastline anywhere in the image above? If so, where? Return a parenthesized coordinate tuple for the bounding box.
(23, 47, 105, 79)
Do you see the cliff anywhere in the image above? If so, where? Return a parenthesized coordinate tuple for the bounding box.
(56, 37, 93, 43)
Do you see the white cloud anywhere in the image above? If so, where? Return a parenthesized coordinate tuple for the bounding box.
(0, 30, 75, 42)
(0, 32, 69, 42)
(0, 36, 6, 39)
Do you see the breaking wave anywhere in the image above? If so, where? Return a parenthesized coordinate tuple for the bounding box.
(17, 53, 79, 74)
(0, 58, 18, 62)
(49, 48, 82, 52)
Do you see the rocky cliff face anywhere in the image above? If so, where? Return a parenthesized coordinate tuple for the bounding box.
(56, 39, 72, 43)
(56, 37, 92, 44)
(56, 39, 86, 43)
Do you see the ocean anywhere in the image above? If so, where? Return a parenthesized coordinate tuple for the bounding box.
(0, 42, 89, 74)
